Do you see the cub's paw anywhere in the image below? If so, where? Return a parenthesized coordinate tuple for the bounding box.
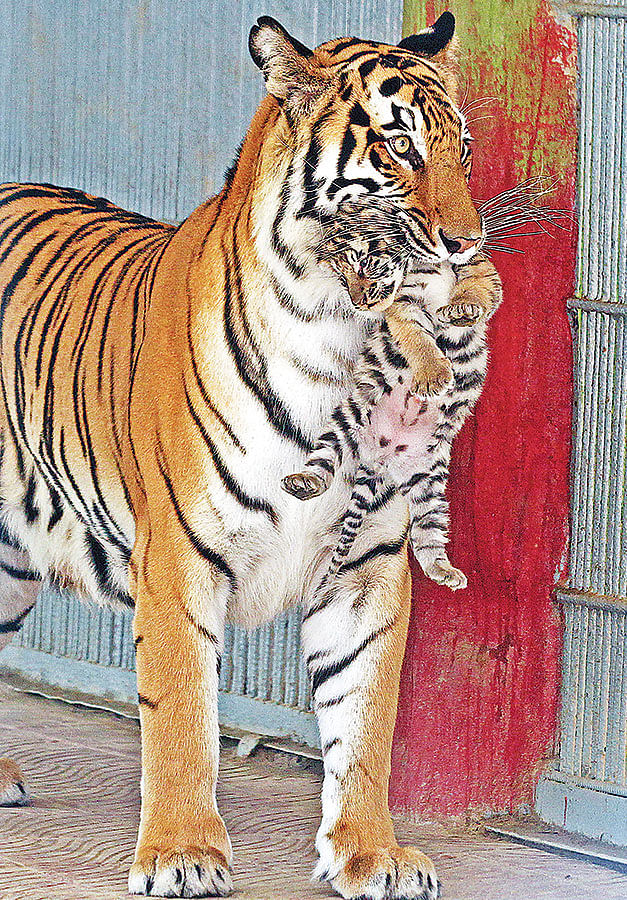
(411, 355, 453, 398)
(129, 847, 233, 897)
(0, 757, 29, 806)
(319, 846, 439, 900)
(282, 472, 328, 500)
(429, 559, 467, 591)
(416, 550, 467, 591)
(439, 301, 486, 327)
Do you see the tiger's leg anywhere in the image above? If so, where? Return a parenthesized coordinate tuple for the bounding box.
(127, 515, 232, 898)
(0, 521, 41, 806)
(438, 253, 503, 326)
(282, 354, 389, 502)
(282, 428, 345, 500)
(406, 478, 467, 592)
(302, 546, 438, 900)
(404, 442, 467, 592)
(385, 306, 452, 398)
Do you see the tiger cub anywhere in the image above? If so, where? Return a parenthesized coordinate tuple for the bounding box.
(282, 253, 502, 590)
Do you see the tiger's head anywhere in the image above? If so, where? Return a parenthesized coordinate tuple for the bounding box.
(249, 12, 482, 283)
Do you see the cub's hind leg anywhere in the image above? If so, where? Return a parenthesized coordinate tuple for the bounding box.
(0, 520, 41, 806)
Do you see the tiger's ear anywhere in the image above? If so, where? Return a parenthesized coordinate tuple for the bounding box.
(398, 12, 459, 97)
(249, 17, 332, 116)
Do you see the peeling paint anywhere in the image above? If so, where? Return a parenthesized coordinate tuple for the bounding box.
(393, 0, 578, 816)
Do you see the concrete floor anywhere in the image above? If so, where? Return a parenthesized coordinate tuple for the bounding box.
(1, 681, 627, 900)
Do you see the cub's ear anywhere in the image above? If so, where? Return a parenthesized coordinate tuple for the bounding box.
(249, 17, 332, 115)
(398, 12, 459, 98)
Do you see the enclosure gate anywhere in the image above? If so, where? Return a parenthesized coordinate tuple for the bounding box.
(0, 0, 403, 749)
(535, 0, 627, 845)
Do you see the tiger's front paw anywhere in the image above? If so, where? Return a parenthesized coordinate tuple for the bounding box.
(129, 846, 233, 897)
(439, 301, 487, 327)
(318, 846, 439, 900)
(282, 471, 328, 500)
(0, 757, 29, 806)
(411, 354, 453, 398)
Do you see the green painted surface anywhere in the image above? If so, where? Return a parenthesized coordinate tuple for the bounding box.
(402, 0, 578, 181)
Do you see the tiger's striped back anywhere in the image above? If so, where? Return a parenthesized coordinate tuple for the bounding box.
(0, 182, 174, 601)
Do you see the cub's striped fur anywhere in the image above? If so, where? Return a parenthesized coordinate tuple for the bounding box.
(0, 13, 486, 899)
(283, 255, 502, 592)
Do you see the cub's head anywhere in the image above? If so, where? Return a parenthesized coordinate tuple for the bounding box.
(249, 13, 482, 270)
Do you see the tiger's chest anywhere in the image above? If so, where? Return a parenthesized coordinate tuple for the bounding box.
(201, 396, 360, 628)
(192, 348, 403, 627)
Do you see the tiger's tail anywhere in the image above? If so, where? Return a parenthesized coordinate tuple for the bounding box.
(326, 468, 380, 579)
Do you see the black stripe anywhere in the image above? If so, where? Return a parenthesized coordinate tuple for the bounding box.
(0, 232, 58, 333)
(0, 605, 34, 632)
(155, 436, 237, 589)
(137, 693, 158, 709)
(380, 75, 403, 96)
(348, 103, 370, 128)
(358, 58, 378, 81)
(454, 370, 485, 391)
(436, 331, 474, 352)
(318, 431, 343, 463)
(222, 247, 313, 452)
(347, 397, 365, 427)
(311, 621, 392, 694)
(23, 472, 39, 525)
(331, 408, 358, 456)
(0, 561, 39, 582)
(47, 485, 64, 531)
(0, 520, 21, 550)
(316, 692, 350, 709)
(186, 296, 244, 451)
(330, 37, 363, 55)
(311, 456, 335, 475)
(184, 607, 219, 646)
(337, 529, 409, 575)
(271, 163, 307, 279)
(85, 531, 133, 606)
(403, 472, 430, 491)
(183, 383, 278, 526)
(337, 128, 357, 177)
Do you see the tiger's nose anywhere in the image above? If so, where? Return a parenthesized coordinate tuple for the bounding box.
(439, 229, 481, 256)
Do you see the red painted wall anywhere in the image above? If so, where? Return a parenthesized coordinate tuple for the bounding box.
(391, 1, 578, 815)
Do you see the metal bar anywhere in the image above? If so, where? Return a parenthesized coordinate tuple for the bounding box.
(567, 298, 627, 314)
(557, 588, 627, 612)
(564, 5, 627, 21)
(485, 825, 627, 873)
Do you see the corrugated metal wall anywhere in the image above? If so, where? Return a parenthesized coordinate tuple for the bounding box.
(0, 0, 403, 748)
(536, 1, 627, 845)
(0, 0, 402, 219)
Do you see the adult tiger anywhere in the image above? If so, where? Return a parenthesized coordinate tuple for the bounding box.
(0, 13, 484, 899)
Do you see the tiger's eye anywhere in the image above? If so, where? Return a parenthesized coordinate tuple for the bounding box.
(389, 135, 412, 157)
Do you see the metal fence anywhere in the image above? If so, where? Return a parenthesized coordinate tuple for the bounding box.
(0, 0, 403, 749)
(535, 3, 627, 845)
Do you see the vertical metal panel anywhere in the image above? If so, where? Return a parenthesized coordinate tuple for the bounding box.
(538, 0, 627, 843)
(551, 593, 627, 788)
(0, 0, 403, 748)
(577, 14, 627, 303)
(569, 305, 627, 597)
